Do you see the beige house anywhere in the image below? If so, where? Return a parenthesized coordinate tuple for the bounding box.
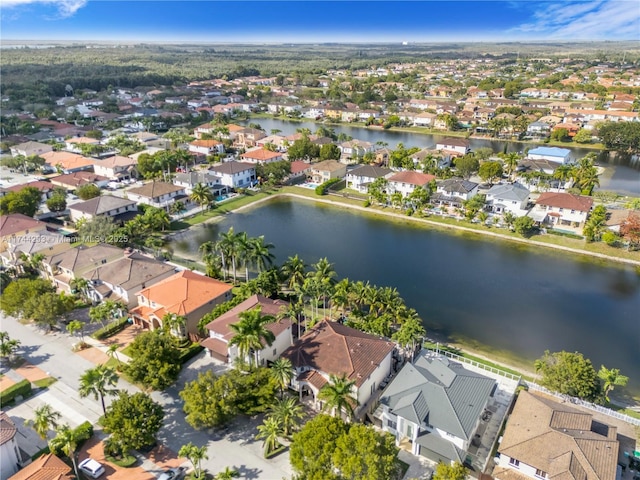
(126, 181, 186, 210)
(69, 195, 138, 223)
(310, 160, 347, 184)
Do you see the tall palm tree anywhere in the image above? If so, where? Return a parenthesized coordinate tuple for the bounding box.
(280, 255, 307, 295)
(215, 467, 240, 480)
(392, 315, 426, 360)
(270, 397, 304, 437)
(78, 365, 119, 416)
(598, 366, 629, 402)
(50, 425, 80, 479)
(501, 152, 520, 181)
(250, 236, 275, 275)
(553, 164, 576, 189)
(178, 442, 209, 479)
(228, 307, 276, 368)
(278, 302, 303, 342)
(0, 331, 21, 362)
(270, 357, 294, 398)
(190, 183, 214, 210)
(255, 416, 283, 456)
(318, 373, 358, 420)
(162, 313, 187, 338)
(27, 404, 61, 441)
(70, 277, 90, 301)
(236, 231, 252, 283)
(331, 278, 352, 316)
(106, 343, 121, 367)
(218, 227, 241, 283)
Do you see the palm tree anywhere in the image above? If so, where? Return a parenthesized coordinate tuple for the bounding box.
(218, 227, 241, 283)
(228, 307, 276, 368)
(0, 331, 21, 362)
(598, 366, 629, 402)
(215, 467, 240, 480)
(250, 236, 275, 275)
(392, 315, 426, 360)
(501, 152, 520, 181)
(310, 257, 337, 312)
(106, 343, 121, 367)
(255, 416, 283, 456)
(190, 183, 214, 210)
(331, 279, 352, 316)
(178, 442, 209, 479)
(553, 164, 576, 189)
(270, 358, 294, 398)
(27, 404, 61, 441)
(50, 425, 80, 479)
(318, 373, 358, 420)
(502, 211, 516, 229)
(280, 255, 307, 295)
(78, 365, 119, 416)
(162, 313, 187, 338)
(271, 397, 304, 437)
(70, 277, 90, 301)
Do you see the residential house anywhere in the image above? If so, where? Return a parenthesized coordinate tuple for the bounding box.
(0, 214, 49, 253)
(526, 121, 552, 137)
(310, 160, 347, 184)
(69, 195, 138, 223)
(188, 139, 225, 156)
(1, 411, 23, 479)
(40, 151, 94, 174)
(494, 391, 619, 480)
(282, 320, 395, 416)
(64, 136, 100, 153)
(339, 140, 374, 163)
(414, 112, 437, 127)
(240, 149, 283, 164)
(10, 141, 53, 158)
(4, 181, 56, 203)
(1, 230, 71, 270)
(8, 453, 73, 480)
(532, 192, 593, 231)
(85, 251, 177, 307)
(173, 171, 225, 194)
(288, 160, 313, 181)
(378, 352, 496, 464)
(605, 209, 637, 233)
(50, 171, 109, 191)
(435, 138, 470, 156)
(202, 294, 293, 364)
(527, 147, 571, 164)
(129, 270, 233, 337)
(126, 181, 186, 209)
(387, 171, 436, 197)
(91, 155, 138, 181)
(256, 135, 287, 150)
(234, 127, 266, 149)
(485, 183, 531, 216)
(346, 165, 393, 194)
(433, 178, 479, 207)
(209, 161, 257, 189)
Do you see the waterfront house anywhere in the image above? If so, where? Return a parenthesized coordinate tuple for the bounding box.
(234, 127, 266, 149)
(338, 140, 375, 163)
(240, 148, 283, 164)
(126, 181, 186, 210)
(129, 270, 233, 337)
(435, 138, 470, 156)
(494, 391, 619, 480)
(346, 165, 393, 193)
(527, 147, 571, 165)
(433, 178, 479, 208)
(485, 183, 530, 216)
(173, 170, 224, 194)
(310, 160, 347, 184)
(532, 192, 593, 231)
(378, 352, 496, 465)
(387, 171, 436, 198)
(282, 320, 395, 416)
(69, 195, 138, 224)
(209, 161, 257, 189)
(202, 294, 293, 365)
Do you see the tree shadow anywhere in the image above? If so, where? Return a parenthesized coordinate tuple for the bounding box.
(235, 465, 262, 480)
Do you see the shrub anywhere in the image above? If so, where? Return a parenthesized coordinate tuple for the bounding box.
(92, 317, 130, 340)
(363, 199, 371, 208)
(50, 421, 94, 456)
(0, 379, 32, 405)
(178, 343, 204, 364)
(315, 178, 341, 195)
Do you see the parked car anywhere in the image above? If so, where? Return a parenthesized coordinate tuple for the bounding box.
(78, 458, 105, 478)
(158, 466, 186, 480)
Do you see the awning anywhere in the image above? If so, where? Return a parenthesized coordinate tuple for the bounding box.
(528, 210, 547, 222)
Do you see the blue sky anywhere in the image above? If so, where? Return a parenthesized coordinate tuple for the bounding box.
(1, 0, 639, 42)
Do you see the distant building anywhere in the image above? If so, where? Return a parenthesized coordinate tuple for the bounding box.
(527, 147, 571, 164)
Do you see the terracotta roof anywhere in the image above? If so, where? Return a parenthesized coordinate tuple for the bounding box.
(205, 294, 291, 344)
(0, 411, 17, 445)
(536, 192, 593, 212)
(5, 181, 54, 193)
(50, 171, 108, 188)
(240, 149, 282, 161)
(0, 213, 47, 238)
(297, 370, 328, 391)
(66, 136, 99, 144)
(200, 337, 229, 358)
(190, 139, 222, 147)
(41, 151, 94, 171)
(290, 161, 312, 174)
(135, 270, 233, 317)
(388, 171, 436, 186)
(282, 320, 395, 388)
(227, 124, 245, 132)
(8, 453, 73, 480)
(92, 155, 137, 169)
(498, 391, 619, 480)
(127, 181, 184, 199)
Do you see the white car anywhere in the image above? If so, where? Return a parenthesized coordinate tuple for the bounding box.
(78, 458, 105, 478)
(158, 466, 186, 480)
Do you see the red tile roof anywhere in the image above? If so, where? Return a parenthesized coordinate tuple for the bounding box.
(0, 411, 17, 445)
(9, 453, 73, 480)
(0, 213, 47, 238)
(240, 149, 282, 161)
(5, 181, 54, 193)
(388, 171, 436, 186)
(536, 192, 594, 212)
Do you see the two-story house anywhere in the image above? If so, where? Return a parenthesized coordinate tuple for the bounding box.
(0, 214, 49, 254)
(240, 148, 283, 164)
(129, 270, 233, 337)
(188, 139, 225, 156)
(387, 171, 436, 197)
(209, 161, 257, 189)
(378, 352, 496, 465)
(346, 165, 393, 194)
(485, 183, 530, 216)
(1, 230, 72, 270)
(173, 171, 224, 195)
(41, 151, 95, 174)
(527, 147, 571, 165)
(0, 412, 23, 479)
(202, 294, 293, 365)
(533, 192, 593, 231)
(234, 127, 266, 149)
(338, 140, 374, 163)
(126, 181, 186, 210)
(282, 320, 395, 417)
(69, 195, 139, 223)
(50, 171, 109, 191)
(91, 155, 138, 181)
(433, 178, 479, 208)
(494, 391, 619, 480)
(435, 138, 471, 156)
(10, 141, 53, 158)
(310, 160, 347, 184)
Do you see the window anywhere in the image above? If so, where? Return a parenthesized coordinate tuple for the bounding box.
(406, 424, 413, 437)
(571, 210, 576, 214)
(535, 469, 547, 479)
(509, 458, 520, 468)
(273, 348, 277, 356)
(559, 208, 564, 212)
(387, 419, 397, 430)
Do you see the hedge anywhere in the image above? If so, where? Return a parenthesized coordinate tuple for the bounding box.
(0, 379, 32, 405)
(547, 229, 584, 240)
(50, 421, 94, 456)
(315, 178, 341, 195)
(92, 317, 130, 340)
(178, 343, 204, 364)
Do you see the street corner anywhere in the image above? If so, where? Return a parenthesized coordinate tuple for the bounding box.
(78, 437, 154, 480)
(75, 346, 110, 365)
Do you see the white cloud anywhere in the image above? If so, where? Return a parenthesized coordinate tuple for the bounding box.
(510, 0, 640, 40)
(1, 0, 88, 18)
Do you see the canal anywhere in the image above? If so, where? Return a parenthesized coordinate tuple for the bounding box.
(243, 117, 640, 196)
(171, 197, 640, 396)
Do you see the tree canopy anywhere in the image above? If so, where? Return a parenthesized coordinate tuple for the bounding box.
(534, 350, 601, 401)
(124, 330, 181, 390)
(0, 187, 42, 217)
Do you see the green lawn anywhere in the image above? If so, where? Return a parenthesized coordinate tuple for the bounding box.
(33, 377, 58, 389)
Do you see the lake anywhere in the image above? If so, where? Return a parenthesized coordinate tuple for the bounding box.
(171, 197, 640, 395)
(244, 117, 640, 196)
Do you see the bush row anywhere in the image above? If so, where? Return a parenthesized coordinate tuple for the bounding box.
(315, 178, 341, 195)
(92, 317, 130, 340)
(50, 421, 94, 456)
(178, 343, 204, 364)
(0, 379, 32, 405)
(547, 229, 584, 240)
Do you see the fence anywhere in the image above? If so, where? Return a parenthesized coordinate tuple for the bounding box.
(423, 347, 522, 382)
(526, 382, 640, 427)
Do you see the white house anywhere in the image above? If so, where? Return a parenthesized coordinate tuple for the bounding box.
(69, 195, 138, 223)
(126, 181, 186, 210)
(202, 294, 293, 365)
(435, 138, 470, 156)
(527, 147, 571, 164)
(531, 192, 593, 231)
(173, 171, 224, 194)
(485, 183, 530, 216)
(209, 161, 257, 189)
(188, 139, 225, 156)
(433, 178, 479, 207)
(0, 412, 22, 479)
(387, 171, 436, 197)
(92, 155, 138, 181)
(338, 140, 375, 162)
(346, 165, 393, 194)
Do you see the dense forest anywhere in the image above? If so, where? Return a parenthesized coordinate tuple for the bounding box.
(2, 42, 639, 99)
